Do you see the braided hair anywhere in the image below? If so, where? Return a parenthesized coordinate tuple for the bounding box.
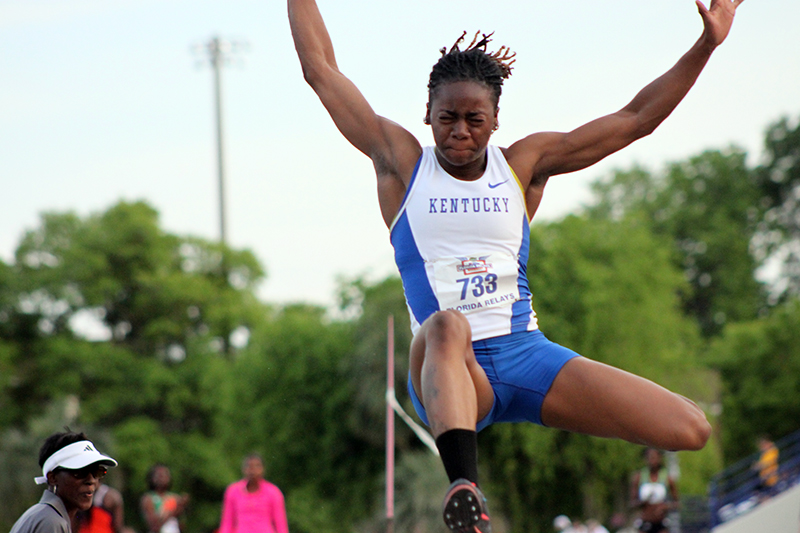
(427, 31, 516, 110)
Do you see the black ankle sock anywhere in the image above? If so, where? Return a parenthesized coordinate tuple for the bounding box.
(436, 428, 479, 484)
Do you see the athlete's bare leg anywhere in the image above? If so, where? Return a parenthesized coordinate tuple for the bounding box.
(409, 310, 495, 437)
(541, 357, 711, 451)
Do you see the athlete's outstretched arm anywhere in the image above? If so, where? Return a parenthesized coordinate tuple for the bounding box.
(288, 1, 419, 165)
(508, 0, 743, 184)
(288, 0, 420, 224)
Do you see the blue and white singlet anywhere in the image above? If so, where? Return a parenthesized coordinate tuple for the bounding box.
(390, 145, 539, 341)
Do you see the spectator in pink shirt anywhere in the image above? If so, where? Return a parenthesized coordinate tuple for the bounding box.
(219, 454, 288, 533)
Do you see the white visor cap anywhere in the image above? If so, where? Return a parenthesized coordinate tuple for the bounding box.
(35, 440, 118, 484)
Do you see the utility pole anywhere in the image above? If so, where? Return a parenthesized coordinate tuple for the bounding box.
(194, 36, 247, 245)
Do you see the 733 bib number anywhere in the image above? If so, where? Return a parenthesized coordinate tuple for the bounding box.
(432, 253, 520, 313)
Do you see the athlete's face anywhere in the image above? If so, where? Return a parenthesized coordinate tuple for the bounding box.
(426, 81, 498, 179)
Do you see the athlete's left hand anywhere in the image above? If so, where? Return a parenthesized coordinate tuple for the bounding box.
(696, 0, 744, 49)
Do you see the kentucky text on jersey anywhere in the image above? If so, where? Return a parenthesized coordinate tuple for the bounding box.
(390, 146, 539, 341)
(428, 197, 510, 213)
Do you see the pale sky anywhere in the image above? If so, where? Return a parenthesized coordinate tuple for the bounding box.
(2, 0, 798, 309)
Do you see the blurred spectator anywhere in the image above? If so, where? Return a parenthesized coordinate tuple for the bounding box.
(77, 480, 134, 533)
(752, 436, 779, 500)
(141, 464, 189, 533)
(630, 448, 678, 533)
(219, 453, 288, 533)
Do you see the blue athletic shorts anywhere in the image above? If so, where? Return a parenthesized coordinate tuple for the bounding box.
(407, 329, 580, 432)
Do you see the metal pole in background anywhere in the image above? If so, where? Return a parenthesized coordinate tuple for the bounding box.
(386, 315, 395, 533)
(195, 36, 247, 245)
(210, 37, 227, 244)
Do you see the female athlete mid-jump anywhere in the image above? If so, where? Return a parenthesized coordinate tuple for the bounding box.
(289, 1, 742, 531)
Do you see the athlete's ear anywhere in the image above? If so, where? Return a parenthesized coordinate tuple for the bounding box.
(423, 102, 431, 125)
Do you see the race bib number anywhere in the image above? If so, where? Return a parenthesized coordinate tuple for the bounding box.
(432, 253, 520, 314)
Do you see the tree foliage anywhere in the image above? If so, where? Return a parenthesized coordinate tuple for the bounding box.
(709, 300, 800, 462)
(13, 201, 265, 355)
(754, 115, 800, 301)
(587, 149, 766, 336)
(1, 201, 272, 532)
(225, 303, 381, 532)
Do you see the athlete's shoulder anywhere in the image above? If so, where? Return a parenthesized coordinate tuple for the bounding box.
(501, 133, 562, 185)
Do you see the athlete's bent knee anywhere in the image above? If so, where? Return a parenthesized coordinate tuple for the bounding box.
(424, 310, 471, 345)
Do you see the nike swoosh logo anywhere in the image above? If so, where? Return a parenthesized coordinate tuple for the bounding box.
(488, 180, 509, 189)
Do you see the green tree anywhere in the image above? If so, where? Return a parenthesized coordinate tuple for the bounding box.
(710, 299, 800, 462)
(588, 148, 766, 336)
(754, 115, 800, 301)
(0, 398, 84, 530)
(14, 201, 265, 356)
(0, 259, 22, 429)
(226, 304, 383, 533)
(3, 201, 268, 532)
